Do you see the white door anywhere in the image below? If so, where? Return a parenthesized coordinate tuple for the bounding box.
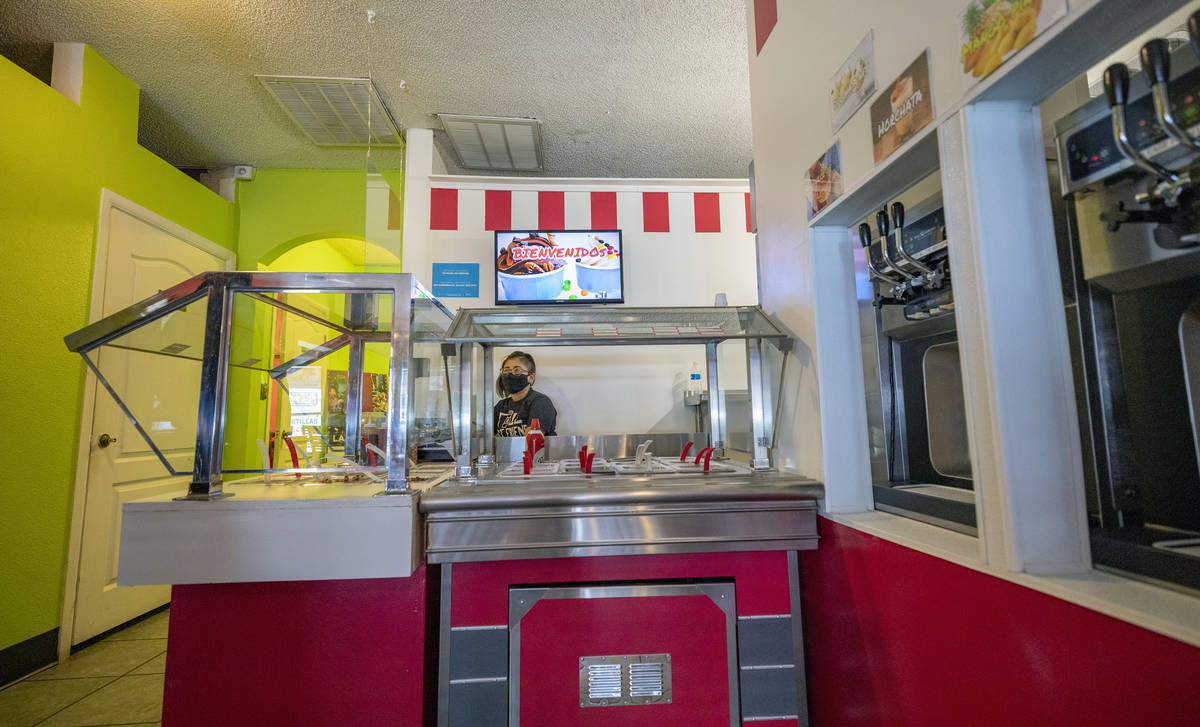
(71, 201, 230, 644)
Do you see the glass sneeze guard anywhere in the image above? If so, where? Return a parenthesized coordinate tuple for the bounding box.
(65, 272, 455, 498)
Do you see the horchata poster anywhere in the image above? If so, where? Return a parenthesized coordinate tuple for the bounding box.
(959, 0, 1067, 83)
(870, 50, 934, 164)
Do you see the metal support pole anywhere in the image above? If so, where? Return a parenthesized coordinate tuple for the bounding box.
(706, 341, 726, 456)
(384, 277, 414, 492)
(456, 343, 474, 470)
(482, 344, 495, 457)
(183, 280, 234, 500)
(746, 338, 771, 470)
(344, 336, 365, 463)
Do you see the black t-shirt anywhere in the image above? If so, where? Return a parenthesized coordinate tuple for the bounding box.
(493, 390, 558, 437)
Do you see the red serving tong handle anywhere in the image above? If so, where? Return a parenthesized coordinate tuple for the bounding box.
(702, 447, 715, 473)
(586, 452, 596, 474)
(694, 446, 714, 466)
(579, 445, 589, 470)
(362, 436, 377, 467)
(283, 435, 301, 478)
(680, 441, 694, 461)
(523, 450, 533, 475)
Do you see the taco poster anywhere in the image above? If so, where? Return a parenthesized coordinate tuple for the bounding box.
(959, 0, 1066, 82)
(870, 51, 934, 164)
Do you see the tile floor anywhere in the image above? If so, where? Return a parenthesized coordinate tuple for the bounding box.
(0, 609, 168, 727)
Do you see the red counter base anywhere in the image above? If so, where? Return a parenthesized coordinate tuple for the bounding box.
(442, 551, 806, 727)
(163, 566, 435, 727)
(161, 553, 807, 726)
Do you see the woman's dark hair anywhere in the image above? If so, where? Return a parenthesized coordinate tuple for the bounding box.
(496, 351, 537, 397)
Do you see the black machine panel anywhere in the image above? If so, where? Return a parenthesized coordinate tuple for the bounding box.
(1065, 64, 1200, 181)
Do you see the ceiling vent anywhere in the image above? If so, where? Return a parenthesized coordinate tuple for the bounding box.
(256, 75, 404, 147)
(437, 114, 543, 171)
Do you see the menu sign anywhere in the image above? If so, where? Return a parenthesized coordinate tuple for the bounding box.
(870, 51, 934, 164)
(804, 141, 843, 220)
(829, 31, 876, 133)
(959, 0, 1066, 83)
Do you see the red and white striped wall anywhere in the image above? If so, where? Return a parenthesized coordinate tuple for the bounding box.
(428, 185, 752, 234)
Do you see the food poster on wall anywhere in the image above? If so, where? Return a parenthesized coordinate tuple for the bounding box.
(805, 141, 844, 220)
(959, 0, 1065, 82)
(870, 50, 934, 164)
(830, 30, 876, 133)
(325, 370, 347, 448)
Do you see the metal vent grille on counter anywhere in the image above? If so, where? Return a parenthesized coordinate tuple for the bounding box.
(579, 654, 672, 707)
(585, 663, 621, 700)
(256, 75, 404, 148)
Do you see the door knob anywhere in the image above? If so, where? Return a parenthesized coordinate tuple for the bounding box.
(98, 433, 117, 448)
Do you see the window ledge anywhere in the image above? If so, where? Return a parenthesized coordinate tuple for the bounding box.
(820, 508, 1200, 648)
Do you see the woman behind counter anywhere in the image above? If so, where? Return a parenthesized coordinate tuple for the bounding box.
(493, 351, 558, 437)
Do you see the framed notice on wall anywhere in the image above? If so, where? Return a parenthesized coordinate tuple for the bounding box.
(869, 50, 934, 164)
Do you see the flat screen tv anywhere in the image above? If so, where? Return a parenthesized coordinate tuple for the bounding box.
(495, 230, 624, 305)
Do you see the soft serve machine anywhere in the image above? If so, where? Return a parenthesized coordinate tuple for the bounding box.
(1053, 13, 1200, 591)
(857, 194, 976, 533)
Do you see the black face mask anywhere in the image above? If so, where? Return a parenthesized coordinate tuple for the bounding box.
(501, 373, 530, 394)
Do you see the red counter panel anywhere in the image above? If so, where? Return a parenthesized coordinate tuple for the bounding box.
(450, 551, 793, 626)
(801, 518, 1200, 726)
(163, 568, 432, 727)
(518, 594, 730, 726)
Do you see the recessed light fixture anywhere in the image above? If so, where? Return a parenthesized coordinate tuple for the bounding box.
(436, 114, 543, 171)
(256, 75, 404, 147)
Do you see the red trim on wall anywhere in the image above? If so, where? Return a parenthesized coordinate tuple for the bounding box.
(538, 190, 565, 230)
(484, 189, 511, 231)
(800, 518, 1200, 725)
(753, 0, 777, 56)
(429, 188, 458, 230)
(450, 551, 792, 626)
(694, 192, 721, 233)
(745, 192, 753, 232)
(163, 570, 433, 726)
(590, 191, 618, 229)
(642, 192, 670, 233)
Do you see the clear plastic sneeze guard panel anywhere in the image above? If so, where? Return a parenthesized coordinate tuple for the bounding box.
(443, 305, 790, 345)
(64, 272, 455, 498)
(442, 304, 792, 472)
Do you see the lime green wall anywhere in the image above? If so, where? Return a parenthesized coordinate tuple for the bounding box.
(235, 169, 369, 266)
(234, 168, 404, 267)
(0, 47, 236, 652)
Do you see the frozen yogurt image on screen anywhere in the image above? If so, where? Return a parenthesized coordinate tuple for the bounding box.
(495, 230, 624, 304)
(574, 235, 622, 300)
(496, 234, 567, 302)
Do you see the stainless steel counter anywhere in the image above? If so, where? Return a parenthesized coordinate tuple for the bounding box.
(420, 471, 823, 563)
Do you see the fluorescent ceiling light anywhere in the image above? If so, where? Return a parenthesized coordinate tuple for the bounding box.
(256, 75, 404, 147)
(437, 114, 543, 171)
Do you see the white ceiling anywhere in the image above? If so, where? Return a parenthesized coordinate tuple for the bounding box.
(0, 0, 754, 178)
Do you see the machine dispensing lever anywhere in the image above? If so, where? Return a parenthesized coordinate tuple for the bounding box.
(888, 202, 936, 276)
(1191, 10, 1200, 59)
(858, 222, 903, 285)
(1104, 63, 1179, 183)
(877, 209, 918, 282)
(1141, 39, 1200, 153)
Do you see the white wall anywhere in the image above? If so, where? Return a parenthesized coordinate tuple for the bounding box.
(400, 130, 759, 435)
(745, 0, 975, 477)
